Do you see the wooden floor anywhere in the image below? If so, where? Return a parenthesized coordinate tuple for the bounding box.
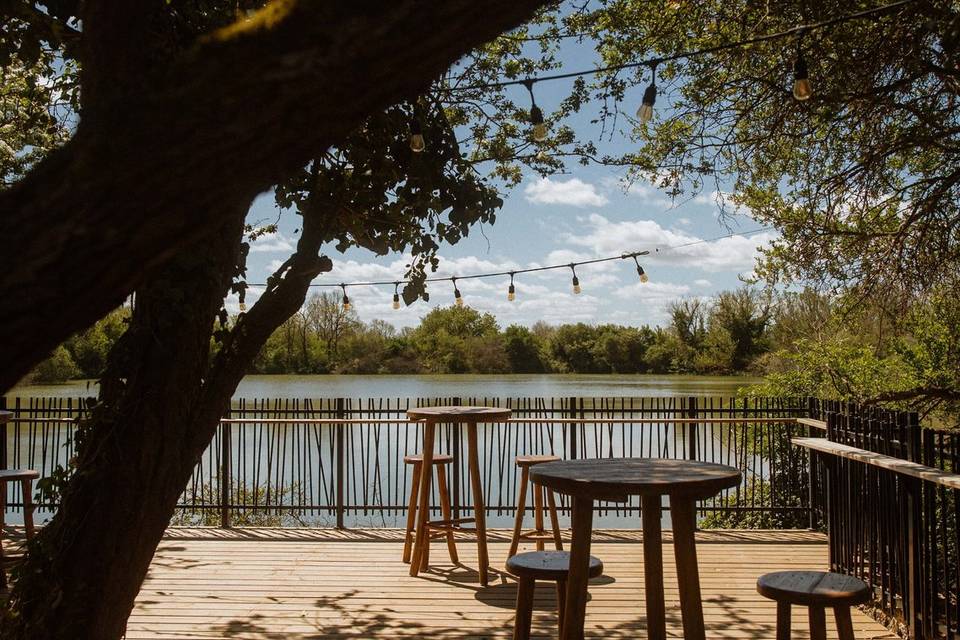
(118, 528, 898, 640)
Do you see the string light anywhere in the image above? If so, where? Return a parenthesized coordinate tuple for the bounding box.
(409, 119, 425, 152)
(341, 284, 351, 311)
(637, 63, 657, 124)
(631, 254, 649, 283)
(570, 264, 581, 294)
(523, 79, 549, 142)
(443, 0, 911, 95)
(452, 277, 464, 306)
(392, 282, 401, 310)
(246, 229, 786, 306)
(507, 272, 516, 301)
(792, 34, 812, 101)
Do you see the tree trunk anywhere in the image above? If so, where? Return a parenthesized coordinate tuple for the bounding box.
(0, 0, 548, 393)
(1, 210, 246, 639)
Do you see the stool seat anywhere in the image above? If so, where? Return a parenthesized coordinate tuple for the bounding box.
(0, 470, 39, 481)
(757, 571, 871, 607)
(515, 454, 561, 467)
(403, 453, 454, 465)
(507, 551, 603, 581)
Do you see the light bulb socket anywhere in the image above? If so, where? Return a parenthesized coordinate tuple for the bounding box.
(642, 82, 657, 108)
(530, 105, 544, 126)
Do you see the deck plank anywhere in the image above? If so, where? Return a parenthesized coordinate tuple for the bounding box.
(121, 528, 896, 640)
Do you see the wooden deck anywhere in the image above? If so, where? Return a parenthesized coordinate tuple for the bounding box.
(119, 528, 897, 640)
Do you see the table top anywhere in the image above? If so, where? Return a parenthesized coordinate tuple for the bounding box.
(406, 406, 511, 423)
(0, 469, 40, 481)
(0, 410, 11, 423)
(530, 458, 742, 500)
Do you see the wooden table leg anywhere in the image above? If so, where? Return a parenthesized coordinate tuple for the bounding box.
(533, 480, 545, 551)
(560, 495, 594, 640)
(546, 490, 563, 551)
(776, 602, 792, 640)
(466, 422, 489, 586)
(409, 421, 436, 577)
(21, 479, 34, 539)
(671, 496, 705, 640)
(641, 494, 666, 640)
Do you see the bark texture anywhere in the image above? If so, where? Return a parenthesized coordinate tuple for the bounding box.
(0, 0, 548, 391)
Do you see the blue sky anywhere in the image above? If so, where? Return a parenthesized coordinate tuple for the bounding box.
(234, 27, 777, 329)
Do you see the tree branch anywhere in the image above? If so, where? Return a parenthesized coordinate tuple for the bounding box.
(0, 0, 549, 391)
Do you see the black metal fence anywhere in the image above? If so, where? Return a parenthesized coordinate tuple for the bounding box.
(810, 400, 959, 640)
(1, 395, 814, 528)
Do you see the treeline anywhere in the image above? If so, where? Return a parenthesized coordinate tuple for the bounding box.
(252, 288, 772, 376)
(25, 288, 778, 382)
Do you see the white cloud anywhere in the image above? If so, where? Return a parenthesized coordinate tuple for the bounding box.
(524, 177, 609, 208)
(693, 279, 712, 287)
(249, 231, 295, 253)
(562, 214, 777, 272)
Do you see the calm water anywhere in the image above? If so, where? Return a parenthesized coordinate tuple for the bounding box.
(10, 373, 760, 401)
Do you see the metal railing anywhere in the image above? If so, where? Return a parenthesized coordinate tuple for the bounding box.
(1, 395, 813, 528)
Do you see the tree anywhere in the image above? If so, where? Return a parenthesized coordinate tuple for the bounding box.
(0, 0, 552, 392)
(502, 324, 547, 373)
(411, 306, 502, 373)
(0, 2, 560, 637)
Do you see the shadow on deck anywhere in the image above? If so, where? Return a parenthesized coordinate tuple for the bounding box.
(118, 528, 896, 639)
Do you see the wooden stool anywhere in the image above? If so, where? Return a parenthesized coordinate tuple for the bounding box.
(757, 571, 871, 640)
(1, 469, 39, 591)
(402, 453, 458, 565)
(506, 550, 603, 640)
(508, 455, 563, 558)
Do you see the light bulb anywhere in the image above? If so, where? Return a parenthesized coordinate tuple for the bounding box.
(636, 264, 649, 283)
(572, 276, 581, 294)
(238, 301, 247, 312)
(793, 54, 812, 101)
(637, 81, 657, 123)
(343, 299, 351, 311)
(392, 294, 401, 310)
(508, 283, 516, 301)
(455, 292, 464, 306)
(409, 120, 425, 152)
(530, 105, 548, 142)
(409, 133, 425, 152)
(532, 122, 549, 142)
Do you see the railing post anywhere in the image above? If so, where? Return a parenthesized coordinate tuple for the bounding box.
(903, 411, 923, 640)
(686, 396, 698, 460)
(219, 419, 232, 529)
(0, 396, 7, 472)
(335, 397, 345, 530)
(452, 396, 461, 520)
(568, 396, 578, 460)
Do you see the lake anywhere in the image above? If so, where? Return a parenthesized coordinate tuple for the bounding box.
(9, 373, 761, 401)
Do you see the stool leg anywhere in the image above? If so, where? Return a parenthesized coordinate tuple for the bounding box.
(532, 480, 545, 552)
(546, 490, 563, 551)
(437, 463, 459, 564)
(513, 577, 535, 640)
(403, 462, 423, 563)
(509, 467, 530, 558)
(21, 480, 34, 539)
(834, 606, 855, 640)
(556, 578, 567, 638)
(808, 606, 827, 640)
(776, 601, 791, 640)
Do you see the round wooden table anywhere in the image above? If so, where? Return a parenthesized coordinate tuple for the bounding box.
(531, 458, 742, 640)
(406, 406, 511, 586)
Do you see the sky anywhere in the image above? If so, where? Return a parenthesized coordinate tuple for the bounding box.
(234, 19, 778, 330)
